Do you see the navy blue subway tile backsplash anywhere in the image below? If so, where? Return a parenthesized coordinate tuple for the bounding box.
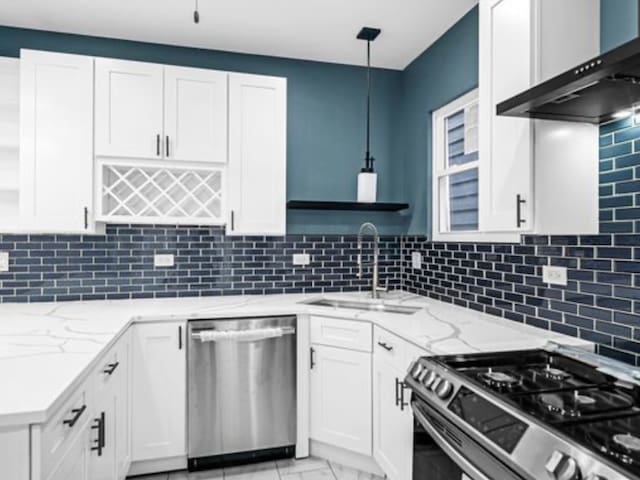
(0, 225, 401, 303)
(401, 235, 640, 366)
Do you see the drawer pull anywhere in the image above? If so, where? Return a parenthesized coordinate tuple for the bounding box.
(377, 341, 393, 352)
(103, 361, 119, 375)
(62, 404, 87, 428)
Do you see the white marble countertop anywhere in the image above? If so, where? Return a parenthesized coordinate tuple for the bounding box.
(0, 290, 591, 427)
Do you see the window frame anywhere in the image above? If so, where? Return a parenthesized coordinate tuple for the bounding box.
(431, 88, 520, 243)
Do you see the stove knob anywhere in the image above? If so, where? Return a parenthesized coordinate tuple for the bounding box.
(430, 377, 442, 391)
(435, 380, 453, 400)
(545, 451, 581, 480)
(417, 369, 429, 383)
(411, 363, 423, 379)
(423, 370, 438, 388)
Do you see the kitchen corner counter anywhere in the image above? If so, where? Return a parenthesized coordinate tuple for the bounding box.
(0, 291, 591, 427)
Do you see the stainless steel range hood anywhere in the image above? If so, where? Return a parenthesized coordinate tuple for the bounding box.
(497, 35, 640, 124)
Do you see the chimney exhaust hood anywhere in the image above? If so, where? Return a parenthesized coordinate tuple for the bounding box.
(497, 35, 640, 124)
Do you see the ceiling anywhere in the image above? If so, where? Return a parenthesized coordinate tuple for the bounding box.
(0, 0, 477, 70)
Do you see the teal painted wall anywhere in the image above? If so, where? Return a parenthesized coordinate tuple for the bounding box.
(396, 7, 479, 236)
(0, 26, 406, 234)
(601, 0, 638, 52)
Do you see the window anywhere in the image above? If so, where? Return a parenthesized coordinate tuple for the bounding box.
(432, 89, 479, 240)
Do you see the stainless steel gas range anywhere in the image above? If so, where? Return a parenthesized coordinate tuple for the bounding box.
(405, 343, 640, 480)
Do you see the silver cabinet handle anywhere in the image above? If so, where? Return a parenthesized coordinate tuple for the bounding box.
(156, 134, 161, 156)
(165, 135, 170, 158)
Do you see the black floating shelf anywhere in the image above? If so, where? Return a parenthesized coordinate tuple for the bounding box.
(287, 200, 409, 212)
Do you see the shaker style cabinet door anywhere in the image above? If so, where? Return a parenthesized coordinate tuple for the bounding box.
(131, 322, 186, 462)
(95, 58, 164, 159)
(164, 66, 228, 163)
(373, 346, 413, 480)
(478, 0, 533, 232)
(19, 50, 95, 233)
(46, 422, 91, 480)
(227, 73, 287, 236)
(309, 344, 372, 456)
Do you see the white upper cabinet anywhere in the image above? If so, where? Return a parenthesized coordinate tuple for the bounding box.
(19, 50, 95, 233)
(95, 59, 164, 159)
(164, 66, 228, 163)
(479, 0, 533, 233)
(478, 0, 599, 235)
(227, 73, 287, 236)
(95, 60, 228, 163)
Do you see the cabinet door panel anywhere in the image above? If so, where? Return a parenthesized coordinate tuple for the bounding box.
(228, 73, 286, 235)
(310, 345, 371, 455)
(114, 331, 131, 479)
(95, 59, 163, 159)
(19, 50, 94, 232)
(164, 66, 228, 163)
(373, 355, 413, 480)
(131, 322, 186, 461)
(479, 0, 532, 232)
(47, 422, 90, 480)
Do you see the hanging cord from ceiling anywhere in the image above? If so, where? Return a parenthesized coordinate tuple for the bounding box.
(356, 27, 381, 173)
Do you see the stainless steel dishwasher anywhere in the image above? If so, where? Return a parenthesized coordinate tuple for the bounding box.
(187, 316, 297, 471)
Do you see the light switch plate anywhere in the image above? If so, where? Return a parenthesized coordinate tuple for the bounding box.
(542, 265, 567, 286)
(0, 251, 8, 272)
(154, 254, 175, 268)
(293, 253, 311, 266)
(412, 251, 422, 269)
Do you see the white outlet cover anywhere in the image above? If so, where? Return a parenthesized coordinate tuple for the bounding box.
(293, 253, 311, 266)
(411, 251, 422, 269)
(0, 251, 8, 272)
(542, 265, 568, 286)
(154, 254, 175, 268)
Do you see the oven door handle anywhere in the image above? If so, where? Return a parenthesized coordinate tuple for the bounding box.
(412, 401, 491, 480)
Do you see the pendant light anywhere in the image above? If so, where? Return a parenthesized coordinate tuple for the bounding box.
(356, 27, 381, 203)
(193, 0, 200, 24)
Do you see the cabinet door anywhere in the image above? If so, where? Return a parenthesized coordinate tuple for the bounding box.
(309, 344, 371, 455)
(478, 0, 533, 232)
(164, 66, 228, 163)
(131, 322, 186, 461)
(19, 50, 94, 232)
(114, 332, 131, 480)
(47, 421, 90, 480)
(95, 58, 163, 159)
(373, 354, 413, 480)
(228, 73, 286, 236)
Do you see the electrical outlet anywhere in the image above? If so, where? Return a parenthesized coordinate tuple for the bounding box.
(293, 253, 311, 266)
(412, 251, 422, 269)
(0, 251, 8, 272)
(542, 265, 567, 286)
(154, 254, 175, 268)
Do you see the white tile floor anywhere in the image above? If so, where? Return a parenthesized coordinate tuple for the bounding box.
(129, 457, 384, 480)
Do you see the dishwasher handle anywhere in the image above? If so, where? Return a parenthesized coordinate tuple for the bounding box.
(191, 326, 295, 343)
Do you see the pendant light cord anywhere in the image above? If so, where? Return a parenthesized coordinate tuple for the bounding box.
(365, 40, 371, 171)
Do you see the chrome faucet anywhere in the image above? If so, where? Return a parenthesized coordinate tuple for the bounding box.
(357, 222, 388, 299)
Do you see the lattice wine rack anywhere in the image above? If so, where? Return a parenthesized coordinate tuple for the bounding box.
(99, 164, 225, 224)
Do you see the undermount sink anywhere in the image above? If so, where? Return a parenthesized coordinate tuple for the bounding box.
(304, 298, 420, 315)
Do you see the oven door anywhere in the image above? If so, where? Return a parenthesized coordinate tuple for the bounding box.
(412, 400, 525, 480)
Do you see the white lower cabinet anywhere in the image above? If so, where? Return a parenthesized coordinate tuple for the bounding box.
(30, 331, 130, 480)
(309, 344, 372, 456)
(131, 321, 186, 462)
(47, 419, 91, 480)
(372, 328, 415, 480)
